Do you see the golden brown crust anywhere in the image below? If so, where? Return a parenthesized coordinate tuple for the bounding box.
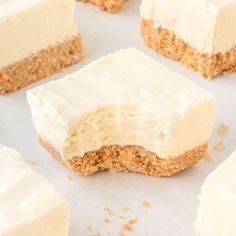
(141, 19, 236, 79)
(39, 137, 208, 177)
(80, 0, 126, 13)
(0, 33, 85, 94)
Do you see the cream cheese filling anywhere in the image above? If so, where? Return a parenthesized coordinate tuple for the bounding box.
(0, 0, 77, 69)
(0, 145, 69, 235)
(27, 48, 216, 161)
(195, 150, 236, 236)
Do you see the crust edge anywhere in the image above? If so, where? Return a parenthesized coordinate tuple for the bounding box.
(141, 19, 236, 79)
(0, 33, 85, 94)
(39, 136, 208, 177)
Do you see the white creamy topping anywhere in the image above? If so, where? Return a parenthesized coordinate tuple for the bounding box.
(0, 0, 77, 69)
(140, 0, 236, 54)
(0, 0, 42, 18)
(0, 145, 68, 235)
(27, 48, 216, 161)
(195, 150, 236, 235)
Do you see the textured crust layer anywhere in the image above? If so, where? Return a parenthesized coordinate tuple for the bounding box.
(0, 34, 85, 94)
(141, 19, 236, 79)
(39, 137, 208, 177)
(80, 0, 126, 12)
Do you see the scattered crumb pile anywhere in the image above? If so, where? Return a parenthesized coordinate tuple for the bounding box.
(87, 201, 151, 235)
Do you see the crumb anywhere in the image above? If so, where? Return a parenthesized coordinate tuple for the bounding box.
(143, 201, 150, 208)
(25, 160, 36, 166)
(121, 223, 133, 232)
(93, 233, 101, 236)
(119, 231, 125, 236)
(128, 219, 138, 225)
(108, 211, 114, 216)
(213, 141, 224, 151)
(120, 215, 125, 220)
(88, 226, 93, 231)
(218, 123, 228, 135)
(104, 207, 111, 212)
(103, 207, 114, 216)
(122, 207, 129, 212)
(67, 176, 72, 181)
(74, 203, 78, 206)
(103, 217, 110, 223)
(205, 153, 213, 160)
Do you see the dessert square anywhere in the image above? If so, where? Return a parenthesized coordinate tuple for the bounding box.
(140, 0, 236, 79)
(80, 0, 127, 13)
(27, 48, 216, 177)
(0, 0, 85, 94)
(0, 145, 69, 236)
(194, 150, 236, 236)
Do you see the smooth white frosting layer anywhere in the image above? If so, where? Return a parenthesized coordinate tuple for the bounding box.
(195, 150, 236, 236)
(27, 48, 216, 161)
(0, 0, 77, 69)
(0, 145, 69, 236)
(140, 0, 236, 54)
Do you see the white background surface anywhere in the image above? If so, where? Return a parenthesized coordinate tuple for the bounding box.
(0, 1, 236, 235)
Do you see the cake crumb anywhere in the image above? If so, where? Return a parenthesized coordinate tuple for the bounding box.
(122, 207, 129, 212)
(104, 207, 114, 216)
(213, 141, 224, 151)
(120, 215, 125, 220)
(93, 233, 101, 236)
(128, 219, 138, 225)
(104, 207, 111, 212)
(103, 217, 110, 223)
(143, 201, 150, 208)
(205, 153, 213, 160)
(88, 226, 93, 232)
(67, 176, 72, 181)
(25, 160, 36, 166)
(218, 123, 228, 135)
(121, 223, 133, 232)
(109, 211, 114, 216)
(119, 231, 126, 236)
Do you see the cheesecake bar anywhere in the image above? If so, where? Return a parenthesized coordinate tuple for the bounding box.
(0, 145, 69, 236)
(80, 0, 127, 13)
(27, 48, 216, 177)
(194, 151, 236, 236)
(140, 0, 236, 79)
(0, 0, 85, 94)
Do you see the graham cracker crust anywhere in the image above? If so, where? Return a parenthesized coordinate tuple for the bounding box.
(141, 19, 236, 79)
(39, 137, 208, 177)
(0, 33, 85, 94)
(80, 0, 126, 12)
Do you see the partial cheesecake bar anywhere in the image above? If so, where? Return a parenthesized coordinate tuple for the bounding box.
(140, 0, 236, 79)
(194, 151, 236, 236)
(27, 48, 216, 177)
(0, 145, 69, 236)
(79, 0, 127, 13)
(0, 0, 85, 94)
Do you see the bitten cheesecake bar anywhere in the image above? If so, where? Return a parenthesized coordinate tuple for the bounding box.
(27, 48, 216, 177)
(0, 0, 85, 94)
(141, 0, 236, 79)
(79, 0, 127, 13)
(0, 145, 69, 236)
(194, 151, 236, 236)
